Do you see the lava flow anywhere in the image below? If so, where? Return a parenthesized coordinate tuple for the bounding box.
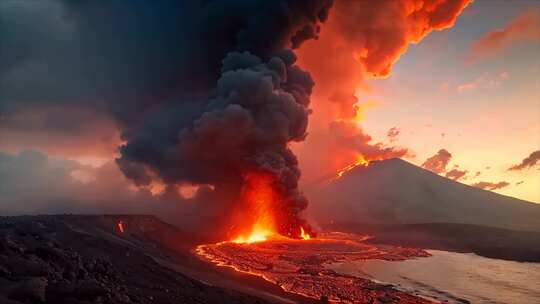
(195, 232, 432, 303)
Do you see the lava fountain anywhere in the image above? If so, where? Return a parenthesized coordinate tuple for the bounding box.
(228, 171, 313, 244)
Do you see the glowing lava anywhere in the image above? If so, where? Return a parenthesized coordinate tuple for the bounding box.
(117, 220, 125, 233)
(300, 226, 311, 240)
(232, 222, 275, 244)
(336, 154, 369, 178)
(195, 232, 432, 303)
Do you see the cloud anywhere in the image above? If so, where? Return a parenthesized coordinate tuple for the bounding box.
(445, 168, 468, 181)
(293, 0, 471, 179)
(455, 72, 508, 93)
(439, 82, 450, 93)
(508, 150, 540, 171)
(0, 150, 230, 239)
(387, 127, 400, 142)
(466, 10, 540, 63)
(472, 181, 510, 191)
(422, 149, 452, 174)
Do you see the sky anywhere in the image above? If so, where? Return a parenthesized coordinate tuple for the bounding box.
(0, 0, 539, 222)
(354, 0, 540, 202)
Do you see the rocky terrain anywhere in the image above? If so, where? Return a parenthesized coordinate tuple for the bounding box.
(0, 215, 270, 304)
(326, 222, 540, 262)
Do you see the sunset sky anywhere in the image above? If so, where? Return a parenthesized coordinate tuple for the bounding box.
(354, 0, 540, 202)
(0, 0, 539, 216)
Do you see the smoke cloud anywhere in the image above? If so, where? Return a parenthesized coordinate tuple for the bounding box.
(294, 0, 471, 178)
(508, 150, 540, 171)
(1, 0, 334, 238)
(422, 149, 453, 174)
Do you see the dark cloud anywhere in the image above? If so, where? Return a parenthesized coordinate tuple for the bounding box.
(0, 0, 333, 238)
(472, 181, 510, 191)
(421, 149, 452, 174)
(445, 168, 468, 181)
(508, 150, 540, 171)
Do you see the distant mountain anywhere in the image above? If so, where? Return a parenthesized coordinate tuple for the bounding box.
(306, 158, 540, 232)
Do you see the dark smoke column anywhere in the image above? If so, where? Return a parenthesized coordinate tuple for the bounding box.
(116, 1, 333, 238)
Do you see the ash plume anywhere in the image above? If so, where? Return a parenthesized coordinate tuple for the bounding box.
(294, 0, 472, 178)
(1, 0, 333, 238)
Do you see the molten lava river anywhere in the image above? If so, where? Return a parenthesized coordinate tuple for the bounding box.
(195, 232, 433, 303)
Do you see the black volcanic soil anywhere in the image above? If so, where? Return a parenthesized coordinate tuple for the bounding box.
(0, 215, 275, 304)
(326, 222, 540, 262)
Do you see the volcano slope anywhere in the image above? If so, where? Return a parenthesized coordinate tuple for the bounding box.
(0, 215, 274, 304)
(308, 158, 540, 233)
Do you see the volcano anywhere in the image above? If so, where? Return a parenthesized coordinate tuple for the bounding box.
(307, 158, 540, 233)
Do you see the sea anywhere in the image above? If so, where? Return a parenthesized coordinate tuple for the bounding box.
(328, 250, 540, 304)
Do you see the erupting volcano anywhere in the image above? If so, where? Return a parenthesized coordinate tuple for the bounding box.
(5, 0, 540, 304)
(229, 171, 314, 243)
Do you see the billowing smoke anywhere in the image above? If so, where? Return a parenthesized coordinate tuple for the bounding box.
(117, 50, 316, 237)
(294, 0, 471, 179)
(1, 0, 473, 239)
(1, 0, 334, 238)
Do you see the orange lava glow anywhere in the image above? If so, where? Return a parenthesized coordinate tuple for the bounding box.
(195, 233, 432, 303)
(229, 172, 279, 243)
(117, 220, 125, 233)
(300, 226, 311, 240)
(336, 154, 369, 178)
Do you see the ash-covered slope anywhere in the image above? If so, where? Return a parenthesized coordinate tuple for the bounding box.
(307, 158, 540, 232)
(0, 215, 272, 304)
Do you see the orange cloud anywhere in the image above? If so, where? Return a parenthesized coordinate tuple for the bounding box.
(467, 10, 540, 63)
(445, 168, 468, 181)
(472, 181, 510, 191)
(422, 149, 452, 174)
(295, 0, 471, 179)
(508, 150, 540, 171)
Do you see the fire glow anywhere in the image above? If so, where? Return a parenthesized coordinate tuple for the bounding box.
(229, 172, 313, 244)
(336, 154, 369, 178)
(117, 220, 125, 233)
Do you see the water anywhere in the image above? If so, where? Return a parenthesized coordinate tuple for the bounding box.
(328, 250, 540, 304)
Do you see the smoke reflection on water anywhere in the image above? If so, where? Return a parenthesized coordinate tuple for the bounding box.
(328, 250, 540, 304)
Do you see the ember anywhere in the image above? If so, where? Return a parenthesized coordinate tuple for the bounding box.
(117, 220, 125, 233)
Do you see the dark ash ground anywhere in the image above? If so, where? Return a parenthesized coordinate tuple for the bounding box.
(0, 215, 272, 304)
